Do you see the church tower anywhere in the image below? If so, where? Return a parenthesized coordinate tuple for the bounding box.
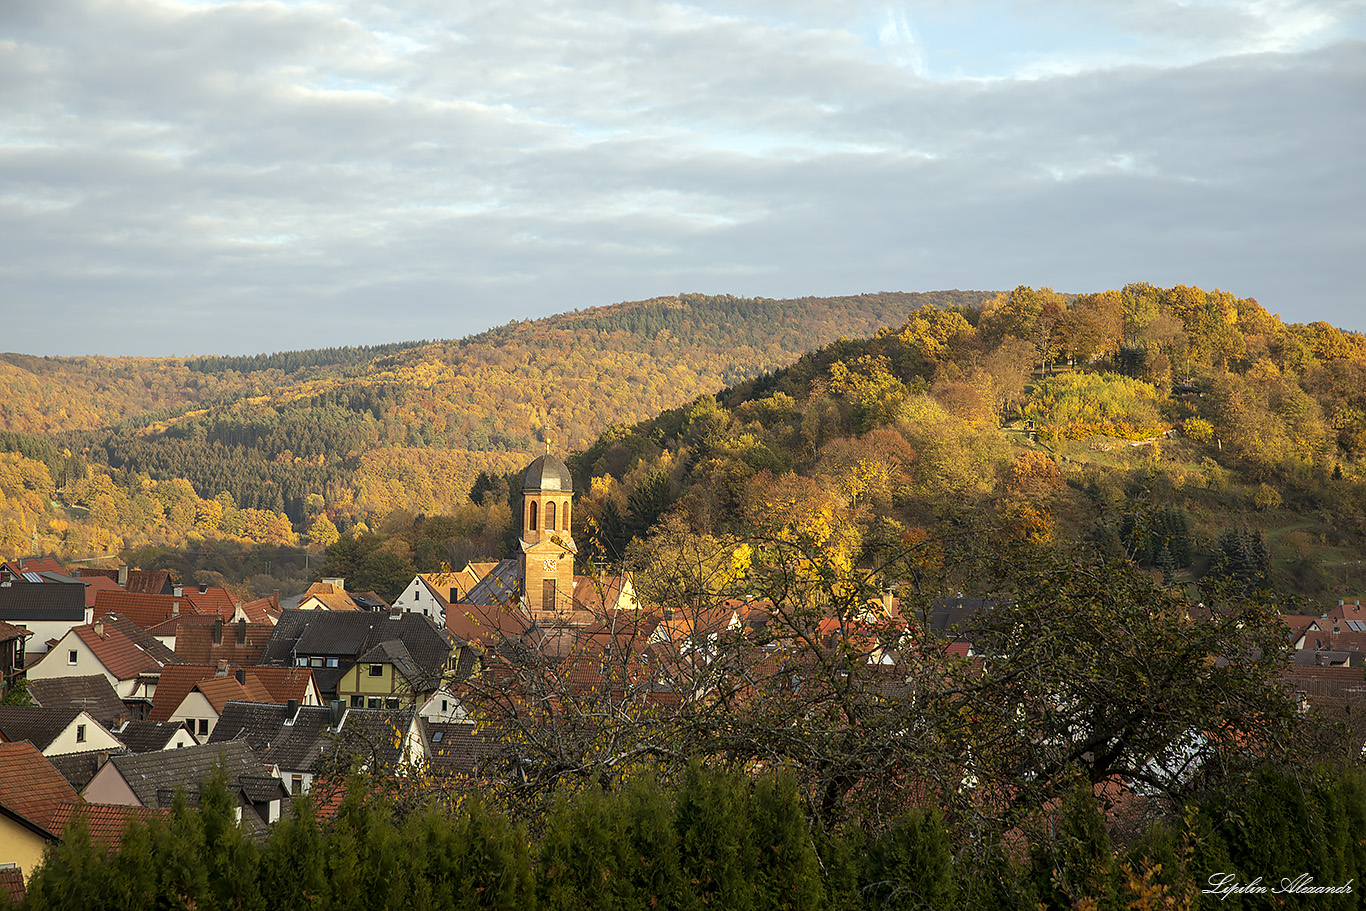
(520, 449, 577, 618)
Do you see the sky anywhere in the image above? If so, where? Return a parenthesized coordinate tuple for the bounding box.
(1, 0, 1363, 357)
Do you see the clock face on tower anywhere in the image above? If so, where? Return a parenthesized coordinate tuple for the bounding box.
(543, 558, 557, 572)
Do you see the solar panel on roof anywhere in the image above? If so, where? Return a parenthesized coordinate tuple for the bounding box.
(22, 572, 43, 582)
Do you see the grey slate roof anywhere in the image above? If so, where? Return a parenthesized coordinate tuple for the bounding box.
(209, 702, 336, 773)
(27, 675, 129, 729)
(0, 706, 85, 751)
(521, 453, 573, 492)
(114, 720, 184, 753)
(423, 721, 491, 776)
(461, 558, 523, 607)
(0, 580, 86, 621)
(928, 596, 996, 639)
(329, 708, 418, 768)
(44, 750, 109, 790)
(103, 740, 277, 808)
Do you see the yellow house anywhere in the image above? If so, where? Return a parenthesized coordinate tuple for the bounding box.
(336, 639, 441, 710)
(0, 806, 56, 888)
(0, 742, 78, 886)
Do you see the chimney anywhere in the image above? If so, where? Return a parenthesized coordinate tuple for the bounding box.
(236, 618, 247, 645)
(216, 660, 228, 675)
(171, 601, 180, 617)
(174, 586, 183, 597)
(272, 589, 280, 607)
(213, 618, 223, 645)
(117, 564, 128, 586)
(93, 619, 104, 638)
(235, 668, 246, 685)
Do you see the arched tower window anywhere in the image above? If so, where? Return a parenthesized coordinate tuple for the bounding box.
(562, 500, 571, 530)
(545, 501, 556, 530)
(528, 501, 538, 531)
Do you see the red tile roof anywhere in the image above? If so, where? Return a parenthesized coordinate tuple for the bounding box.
(0, 741, 79, 832)
(4, 557, 68, 577)
(148, 665, 223, 722)
(47, 802, 167, 850)
(172, 620, 273, 665)
(0, 619, 33, 642)
(93, 590, 205, 629)
(76, 568, 174, 595)
(150, 664, 316, 721)
(76, 575, 124, 608)
(193, 676, 255, 713)
(184, 586, 239, 619)
(73, 623, 165, 680)
(0, 867, 23, 905)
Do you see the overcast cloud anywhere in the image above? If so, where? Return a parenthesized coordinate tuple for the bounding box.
(1, 0, 1362, 356)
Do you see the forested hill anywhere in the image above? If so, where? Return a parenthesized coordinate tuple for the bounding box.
(0, 290, 988, 577)
(565, 284, 1366, 603)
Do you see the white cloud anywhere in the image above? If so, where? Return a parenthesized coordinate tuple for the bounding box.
(0, 0, 1361, 355)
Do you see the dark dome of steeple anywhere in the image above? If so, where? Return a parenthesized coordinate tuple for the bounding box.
(522, 452, 573, 492)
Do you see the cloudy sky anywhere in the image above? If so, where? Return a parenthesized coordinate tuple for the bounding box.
(2, 0, 1363, 356)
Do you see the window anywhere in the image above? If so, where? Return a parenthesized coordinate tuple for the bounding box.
(326, 657, 339, 668)
(67, 650, 78, 666)
(369, 664, 383, 677)
(294, 656, 308, 667)
(368, 697, 382, 708)
(543, 578, 556, 612)
(545, 501, 556, 530)
(351, 695, 364, 707)
(197, 719, 209, 736)
(310, 657, 325, 668)
(386, 698, 399, 709)
(441, 699, 448, 712)
(414, 588, 421, 600)
(291, 775, 304, 796)
(562, 501, 570, 530)
(75, 724, 86, 743)
(528, 501, 538, 531)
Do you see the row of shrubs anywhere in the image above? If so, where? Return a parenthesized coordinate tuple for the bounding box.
(14, 762, 1366, 910)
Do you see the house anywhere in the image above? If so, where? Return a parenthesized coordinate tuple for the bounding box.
(0, 579, 90, 654)
(0, 741, 161, 889)
(328, 708, 427, 773)
(0, 556, 69, 581)
(26, 675, 130, 730)
(113, 719, 200, 752)
(0, 706, 125, 756)
(26, 617, 179, 711)
(296, 579, 366, 611)
(150, 664, 320, 740)
(0, 741, 75, 885)
(209, 701, 339, 796)
(392, 574, 457, 626)
(92, 589, 206, 630)
(258, 609, 465, 702)
(423, 722, 491, 777)
(0, 619, 32, 689)
(75, 565, 174, 595)
(167, 616, 274, 666)
(82, 741, 288, 832)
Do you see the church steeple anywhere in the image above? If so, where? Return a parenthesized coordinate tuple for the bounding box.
(520, 449, 575, 617)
